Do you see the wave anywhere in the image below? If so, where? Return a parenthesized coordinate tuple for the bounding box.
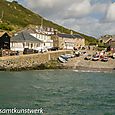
(32, 85, 41, 89)
(73, 69, 113, 73)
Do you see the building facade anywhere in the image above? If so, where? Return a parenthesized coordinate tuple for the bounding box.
(99, 35, 113, 46)
(30, 33, 53, 49)
(10, 32, 43, 51)
(20, 28, 53, 49)
(99, 35, 115, 52)
(51, 33, 85, 50)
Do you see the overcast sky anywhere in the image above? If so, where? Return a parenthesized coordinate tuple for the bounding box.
(7, 0, 115, 38)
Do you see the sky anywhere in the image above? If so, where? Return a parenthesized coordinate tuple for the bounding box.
(7, 0, 115, 38)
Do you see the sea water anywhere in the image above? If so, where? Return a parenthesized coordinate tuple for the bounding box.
(0, 70, 115, 115)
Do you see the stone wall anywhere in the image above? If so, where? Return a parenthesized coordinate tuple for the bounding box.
(0, 50, 72, 70)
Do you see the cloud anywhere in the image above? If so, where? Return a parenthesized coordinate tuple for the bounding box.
(106, 2, 115, 22)
(19, 0, 115, 37)
(22, 0, 92, 19)
(64, 0, 91, 19)
(92, 2, 109, 14)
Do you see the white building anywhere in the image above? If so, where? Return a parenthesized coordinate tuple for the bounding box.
(30, 32, 53, 49)
(10, 32, 43, 51)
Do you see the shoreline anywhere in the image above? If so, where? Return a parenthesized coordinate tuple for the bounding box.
(75, 66, 115, 72)
(0, 60, 114, 72)
(0, 50, 115, 72)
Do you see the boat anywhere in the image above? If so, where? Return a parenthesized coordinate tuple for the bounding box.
(75, 51, 80, 57)
(60, 55, 69, 61)
(92, 54, 100, 61)
(65, 54, 75, 58)
(112, 53, 115, 59)
(101, 57, 108, 62)
(84, 54, 91, 60)
(60, 54, 75, 60)
(92, 56, 99, 61)
(58, 56, 67, 63)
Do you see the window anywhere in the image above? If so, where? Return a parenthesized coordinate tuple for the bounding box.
(31, 43, 33, 48)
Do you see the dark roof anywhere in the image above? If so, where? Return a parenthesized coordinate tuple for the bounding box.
(11, 32, 43, 43)
(57, 33, 83, 39)
(0, 33, 10, 43)
(73, 34, 83, 38)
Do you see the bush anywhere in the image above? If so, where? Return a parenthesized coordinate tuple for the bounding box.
(0, 23, 14, 31)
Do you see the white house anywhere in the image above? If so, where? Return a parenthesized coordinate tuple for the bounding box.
(10, 32, 43, 51)
(30, 32, 53, 49)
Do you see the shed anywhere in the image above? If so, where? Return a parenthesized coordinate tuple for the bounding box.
(0, 33, 10, 49)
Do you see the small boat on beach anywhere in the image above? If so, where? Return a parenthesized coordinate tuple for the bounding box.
(112, 53, 115, 59)
(58, 56, 67, 63)
(65, 54, 75, 58)
(60, 55, 69, 61)
(84, 54, 91, 60)
(75, 51, 80, 57)
(92, 53, 100, 61)
(92, 56, 99, 61)
(60, 54, 75, 60)
(101, 57, 108, 62)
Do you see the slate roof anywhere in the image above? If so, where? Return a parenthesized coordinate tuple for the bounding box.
(57, 33, 83, 39)
(11, 32, 43, 43)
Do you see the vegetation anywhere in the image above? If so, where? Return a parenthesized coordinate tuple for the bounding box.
(0, 23, 14, 31)
(77, 32, 98, 45)
(0, 0, 97, 44)
(37, 60, 62, 69)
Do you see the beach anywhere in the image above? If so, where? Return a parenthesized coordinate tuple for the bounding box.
(62, 50, 115, 71)
(0, 49, 114, 71)
(63, 57, 115, 71)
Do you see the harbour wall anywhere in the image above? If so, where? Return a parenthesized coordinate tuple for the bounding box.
(0, 50, 72, 71)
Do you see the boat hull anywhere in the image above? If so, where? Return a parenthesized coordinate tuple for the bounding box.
(58, 56, 67, 63)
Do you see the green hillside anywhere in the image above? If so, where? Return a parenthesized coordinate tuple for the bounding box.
(0, 0, 98, 45)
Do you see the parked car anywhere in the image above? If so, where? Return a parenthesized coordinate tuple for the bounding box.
(34, 47, 48, 53)
(10, 51, 18, 56)
(23, 48, 34, 54)
(48, 47, 59, 51)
